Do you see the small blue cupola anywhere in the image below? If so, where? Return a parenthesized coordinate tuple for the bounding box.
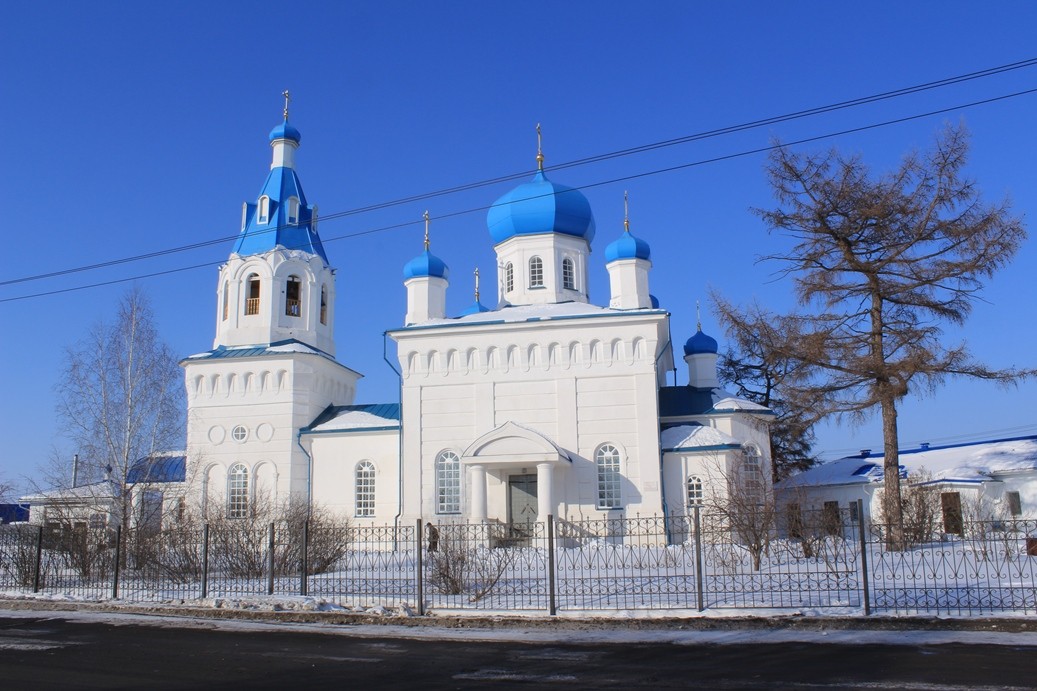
(404, 212, 450, 324)
(604, 221, 651, 263)
(605, 191, 653, 310)
(233, 93, 328, 263)
(683, 329, 719, 356)
(458, 267, 490, 317)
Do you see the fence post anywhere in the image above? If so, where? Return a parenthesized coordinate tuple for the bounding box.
(200, 523, 210, 599)
(267, 522, 276, 596)
(547, 515, 557, 616)
(111, 525, 122, 600)
(856, 498, 871, 616)
(300, 520, 309, 597)
(33, 525, 44, 593)
(693, 505, 705, 612)
(415, 518, 425, 616)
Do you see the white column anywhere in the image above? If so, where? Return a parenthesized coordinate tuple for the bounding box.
(470, 464, 487, 521)
(536, 462, 554, 522)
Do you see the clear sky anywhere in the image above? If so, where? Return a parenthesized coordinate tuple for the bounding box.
(3, 1, 1036, 493)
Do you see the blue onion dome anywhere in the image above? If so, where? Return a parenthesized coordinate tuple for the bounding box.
(487, 170, 595, 245)
(604, 230, 651, 262)
(269, 120, 302, 144)
(683, 329, 719, 356)
(403, 250, 449, 280)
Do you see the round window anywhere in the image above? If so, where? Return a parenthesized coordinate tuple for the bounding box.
(231, 425, 248, 443)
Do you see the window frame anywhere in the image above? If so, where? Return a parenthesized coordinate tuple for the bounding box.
(285, 275, 302, 317)
(529, 256, 544, 288)
(435, 450, 461, 515)
(227, 463, 249, 519)
(686, 475, 704, 507)
(355, 461, 376, 518)
(504, 262, 514, 293)
(562, 257, 575, 290)
(286, 196, 300, 225)
(595, 443, 622, 510)
(257, 195, 270, 225)
(245, 274, 261, 316)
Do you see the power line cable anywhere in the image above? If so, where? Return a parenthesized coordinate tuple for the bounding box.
(3, 85, 1036, 304)
(3, 57, 1036, 289)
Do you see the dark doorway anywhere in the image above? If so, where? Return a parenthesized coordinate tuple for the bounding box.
(507, 474, 538, 542)
(941, 491, 963, 536)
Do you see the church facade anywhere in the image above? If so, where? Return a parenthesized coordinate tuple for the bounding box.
(181, 112, 774, 532)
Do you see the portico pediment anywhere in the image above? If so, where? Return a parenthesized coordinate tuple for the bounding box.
(461, 421, 571, 466)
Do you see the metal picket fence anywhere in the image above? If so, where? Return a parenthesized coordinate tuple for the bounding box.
(1, 505, 1035, 616)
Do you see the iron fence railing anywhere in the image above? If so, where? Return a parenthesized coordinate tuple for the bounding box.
(1, 506, 1035, 616)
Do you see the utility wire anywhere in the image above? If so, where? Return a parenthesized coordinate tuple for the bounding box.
(3, 57, 1036, 290)
(4, 85, 1035, 305)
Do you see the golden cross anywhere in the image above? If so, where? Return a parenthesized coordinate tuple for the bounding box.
(536, 123, 544, 171)
(474, 267, 480, 302)
(624, 190, 630, 233)
(282, 89, 291, 120)
(423, 210, 430, 251)
(696, 300, 702, 332)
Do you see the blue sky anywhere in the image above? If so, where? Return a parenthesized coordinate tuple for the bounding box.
(2, 2, 1036, 491)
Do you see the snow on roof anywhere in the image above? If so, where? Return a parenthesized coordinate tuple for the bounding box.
(310, 409, 400, 432)
(21, 480, 119, 503)
(781, 435, 1037, 488)
(712, 396, 771, 412)
(661, 424, 740, 451)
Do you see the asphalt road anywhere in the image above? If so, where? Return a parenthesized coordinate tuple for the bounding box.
(0, 613, 1034, 690)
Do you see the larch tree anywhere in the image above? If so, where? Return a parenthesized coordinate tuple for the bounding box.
(721, 124, 1030, 550)
(52, 287, 184, 532)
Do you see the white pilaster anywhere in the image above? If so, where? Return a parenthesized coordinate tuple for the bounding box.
(537, 462, 554, 522)
(470, 464, 487, 521)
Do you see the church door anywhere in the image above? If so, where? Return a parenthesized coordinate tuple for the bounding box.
(508, 474, 538, 536)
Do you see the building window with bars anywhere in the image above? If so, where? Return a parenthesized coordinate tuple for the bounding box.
(355, 461, 375, 517)
(529, 256, 544, 288)
(596, 444, 621, 509)
(227, 463, 249, 519)
(436, 451, 461, 514)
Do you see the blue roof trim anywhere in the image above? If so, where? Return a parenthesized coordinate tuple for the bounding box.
(302, 425, 400, 436)
(842, 434, 1037, 461)
(181, 338, 339, 363)
(127, 455, 186, 484)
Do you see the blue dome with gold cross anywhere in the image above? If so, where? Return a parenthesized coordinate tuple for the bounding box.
(487, 170, 596, 246)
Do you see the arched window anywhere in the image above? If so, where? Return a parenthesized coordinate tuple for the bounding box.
(504, 262, 514, 293)
(436, 451, 461, 514)
(529, 256, 544, 288)
(227, 463, 249, 519)
(355, 461, 375, 517)
(285, 275, 302, 317)
(562, 257, 575, 290)
(320, 285, 328, 325)
(245, 274, 261, 315)
(687, 476, 704, 507)
(742, 444, 764, 496)
(595, 444, 621, 509)
(257, 196, 270, 225)
(222, 281, 229, 321)
(287, 196, 300, 225)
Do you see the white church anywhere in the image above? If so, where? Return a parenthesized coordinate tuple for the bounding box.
(179, 110, 775, 531)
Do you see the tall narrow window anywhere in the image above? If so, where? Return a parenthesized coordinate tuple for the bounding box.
(529, 256, 544, 288)
(257, 196, 270, 225)
(285, 275, 302, 317)
(355, 461, 375, 517)
(221, 281, 229, 321)
(562, 257, 575, 290)
(596, 444, 621, 509)
(1006, 491, 1023, 517)
(504, 262, 514, 293)
(686, 476, 704, 507)
(436, 451, 461, 514)
(245, 274, 261, 315)
(227, 463, 249, 519)
(741, 444, 764, 499)
(320, 285, 328, 325)
(287, 197, 300, 224)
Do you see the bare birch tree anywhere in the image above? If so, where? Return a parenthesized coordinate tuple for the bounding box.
(718, 124, 1030, 550)
(50, 287, 184, 532)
